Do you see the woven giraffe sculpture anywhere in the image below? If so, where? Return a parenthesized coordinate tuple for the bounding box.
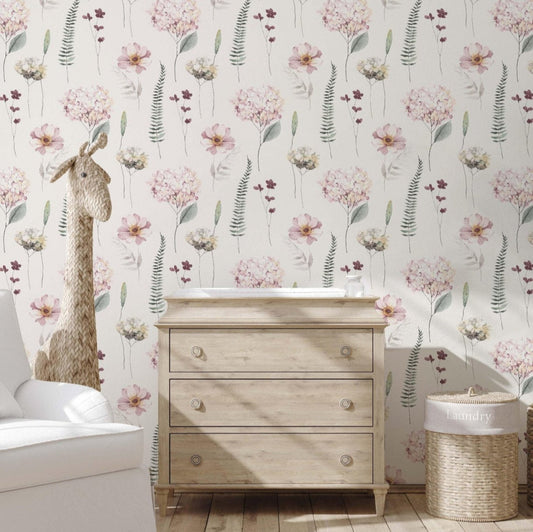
(34, 133, 112, 391)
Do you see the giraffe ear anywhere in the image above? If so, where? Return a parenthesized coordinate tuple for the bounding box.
(79, 142, 89, 157)
(50, 156, 76, 183)
(88, 132, 108, 156)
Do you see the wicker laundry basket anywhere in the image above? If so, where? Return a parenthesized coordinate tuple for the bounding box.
(424, 388, 519, 522)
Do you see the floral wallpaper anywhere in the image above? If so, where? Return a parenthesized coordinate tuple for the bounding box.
(2, 0, 533, 484)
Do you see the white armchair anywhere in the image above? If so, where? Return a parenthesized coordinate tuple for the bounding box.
(0, 290, 156, 532)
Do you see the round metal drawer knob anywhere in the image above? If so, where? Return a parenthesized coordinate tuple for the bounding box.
(340, 345, 352, 357)
(339, 398, 352, 410)
(190, 398, 202, 410)
(191, 455, 202, 466)
(191, 346, 203, 358)
(340, 454, 353, 466)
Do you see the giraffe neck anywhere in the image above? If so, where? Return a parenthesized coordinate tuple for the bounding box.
(58, 189, 95, 327)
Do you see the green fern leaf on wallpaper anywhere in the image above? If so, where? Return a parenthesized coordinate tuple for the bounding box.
(58, 195, 67, 237)
(400, 157, 423, 252)
(229, 157, 252, 251)
(320, 62, 337, 158)
(58, 0, 80, 82)
(400, 0, 421, 81)
(401, 328, 423, 424)
(149, 63, 166, 158)
(149, 425, 158, 486)
(322, 233, 337, 288)
(491, 233, 508, 329)
(491, 63, 508, 157)
(149, 234, 166, 316)
(229, 0, 251, 81)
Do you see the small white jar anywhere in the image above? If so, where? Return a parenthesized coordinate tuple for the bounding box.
(344, 274, 364, 297)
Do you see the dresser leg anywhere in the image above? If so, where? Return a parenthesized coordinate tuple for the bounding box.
(155, 486, 173, 517)
(373, 488, 388, 516)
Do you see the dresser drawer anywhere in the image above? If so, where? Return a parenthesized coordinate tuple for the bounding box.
(169, 328, 373, 373)
(169, 379, 373, 427)
(169, 433, 373, 485)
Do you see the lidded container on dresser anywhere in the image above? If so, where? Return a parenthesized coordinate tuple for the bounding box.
(424, 388, 519, 522)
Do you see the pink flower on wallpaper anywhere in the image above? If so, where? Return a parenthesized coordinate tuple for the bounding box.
(491, 168, 533, 210)
(117, 213, 152, 245)
(0, 167, 28, 211)
(93, 256, 112, 298)
(149, 0, 200, 37)
(117, 42, 152, 74)
(232, 85, 283, 170)
(403, 85, 454, 128)
(149, 167, 200, 209)
(232, 85, 283, 130)
(320, 167, 371, 210)
(288, 43, 323, 74)
(403, 257, 454, 299)
(375, 295, 407, 324)
(288, 213, 323, 245)
(61, 85, 113, 132)
(201, 124, 235, 154)
(491, 338, 533, 396)
(149, 0, 200, 81)
(492, 167, 533, 251)
(403, 256, 455, 341)
(492, 0, 533, 38)
(30, 294, 60, 326)
(403, 85, 454, 170)
(492, 0, 533, 80)
(459, 214, 493, 245)
(320, 0, 371, 80)
(30, 124, 64, 155)
(117, 384, 151, 416)
(146, 343, 158, 370)
(0, 0, 29, 41)
(372, 124, 406, 155)
(149, 167, 201, 252)
(320, 167, 372, 252)
(459, 43, 494, 74)
(402, 430, 425, 463)
(232, 256, 284, 288)
(320, 0, 371, 41)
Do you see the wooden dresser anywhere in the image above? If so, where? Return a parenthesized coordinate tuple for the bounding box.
(155, 295, 389, 516)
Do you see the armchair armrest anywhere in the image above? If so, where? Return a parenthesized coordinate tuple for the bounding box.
(14, 379, 114, 423)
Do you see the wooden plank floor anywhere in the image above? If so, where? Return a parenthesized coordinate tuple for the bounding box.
(156, 493, 533, 532)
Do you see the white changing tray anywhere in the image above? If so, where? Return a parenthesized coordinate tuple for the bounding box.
(170, 287, 347, 298)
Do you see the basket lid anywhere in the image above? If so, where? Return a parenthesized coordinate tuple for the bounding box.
(425, 388, 519, 435)
(427, 387, 517, 405)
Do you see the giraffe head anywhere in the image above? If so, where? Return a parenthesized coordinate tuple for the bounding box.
(50, 133, 112, 222)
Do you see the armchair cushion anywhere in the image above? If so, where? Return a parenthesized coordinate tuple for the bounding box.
(0, 419, 143, 493)
(15, 379, 114, 423)
(0, 381, 22, 419)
